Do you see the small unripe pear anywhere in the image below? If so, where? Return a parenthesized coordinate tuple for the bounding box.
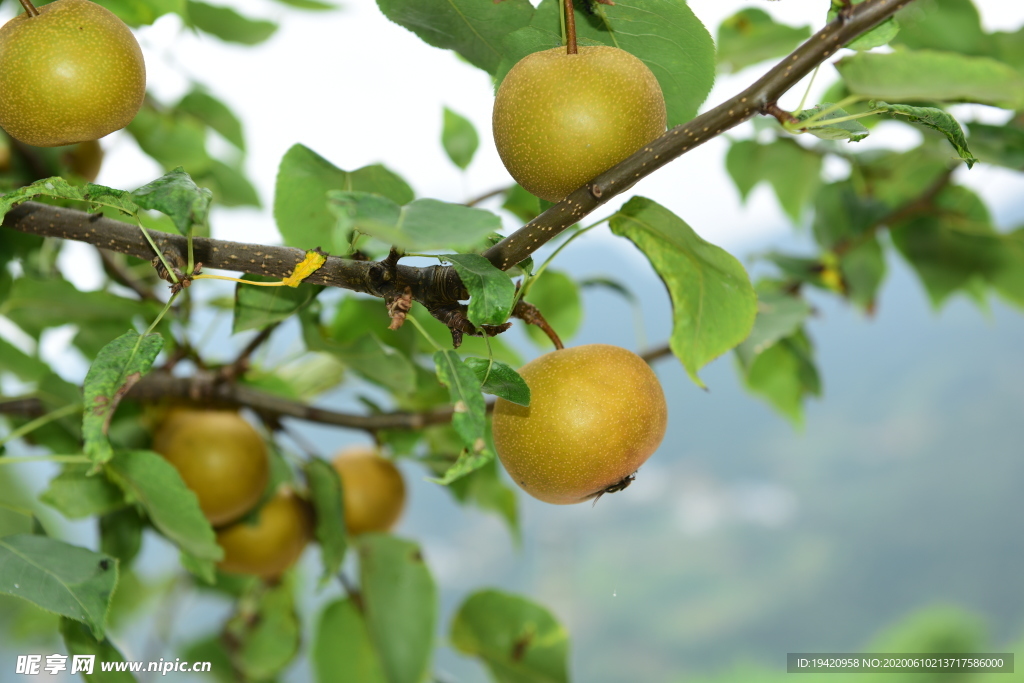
(217, 490, 314, 579)
(0, 0, 146, 147)
(492, 344, 668, 505)
(492, 45, 666, 202)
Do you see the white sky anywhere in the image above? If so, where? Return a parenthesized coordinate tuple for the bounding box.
(4, 0, 1024, 253)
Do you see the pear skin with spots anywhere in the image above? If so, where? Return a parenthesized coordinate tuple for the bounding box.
(0, 0, 146, 147)
(492, 344, 668, 504)
(493, 46, 666, 202)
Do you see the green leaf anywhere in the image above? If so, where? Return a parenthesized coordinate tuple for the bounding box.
(0, 504, 36, 539)
(274, 144, 413, 251)
(716, 9, 810, 73)
(464, 358, 529, 406)
(450, 589, 569, 683)
(870, 101, 976, 168)
(232, 582, 301, 680)
(94, 0, 182, 27)
(889, 185, 1004, 307)
(0, 535, 117, 639)
(446, 458, 520, 542)
(358, 534, 437, 683)
(443, 253, 516, 327)
(811, 181, 888, 250)
(432, 350, 491, 483)
(610, 197, 757, 387)
(99, 508, 145, 566)
(376, 0, 534, 75)
(330, 193, 503, 252)
(185, 1, 278, 44)
(828, 0, 899, 50)
(893, 0, 987, 57)
(967, 122, 1024, 171)
(725, 139, 824, 221)
(734, 291, 812, 365)
(0, 336, 49, 382)
(795, 103, 871, 142)
(233, 274, 323, 333)
(442, 107, 479, 170)
(82, 331, 163, 465)
(177, 89, 245, 150)
(127, 107, 211, 175)
(501, 0, 715, 127)
(303, 310, 417, 395)
(842, 237, 887, 309)
(0, 176, 86, 218)
(194, 158, 261, 208)
(39, 466, 126, 519)
(836, 49, 1024, 110)
(313, 599, 388, 683)
(105, 450, 222, 582)
(60, 617, 137, 682)
(501, 183, 542, 223)
(737, 329, 821, 427)
(303, 458, 348, 583)
(522, 270, 582, 348)
(131, 168, 212, 236)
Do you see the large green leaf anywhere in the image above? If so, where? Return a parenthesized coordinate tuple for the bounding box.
(871, 102, 976, 168)
(836, 49, 1024, 110)
(194, 159, 261, 208)
(734, 291, 812, 365)
(446, 457, 520, 542)
(442, 107, 479, 170)
(105, 450, 222, 582)
(737, 329, 821, 427)
(725, 139, 823, 222)
(131, 168, 213, 235)
(443, 254, 516, 327)
(274, 144, 413, 251)
(432, 350, 491, 483)
(303, 458, 348, 584)
(313, 599, 387, 683)
(464, 358, 530, 406)
(716, 9, 810, 73)
(0, 336, 49, 382)
(95, 0, 182, 27)
(376, 0, 535, 75)
(501, 0, 715, 126)
(811, 181, 888, 250)
(177, 89, 246, 151)
(185, 1, 278, 44)
(329, 193, 502, 252)
(0, 535, 117, 639)
(967, 122, 1024, 171)
(60, 617, 137, 682)
(1, 278, 150, 341)
(232, 582, 300, 681)
(893, 0, 987, 57)
(40, 466, 126, 520)
(82, 331, 163, 465)
(450, 589, 569, 683)
(610, 197, 756, 387)
(358, 534, 437, 683)
(521, 270, 582, 348)
(127, 107, 211, 175)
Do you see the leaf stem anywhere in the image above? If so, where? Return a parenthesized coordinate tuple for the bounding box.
(564, 0, 578, 55)
(134, 215, 180, 284)
(192, 274, 287, 286)
(407, 313, 443, 352)
(0, 403, 82, 448)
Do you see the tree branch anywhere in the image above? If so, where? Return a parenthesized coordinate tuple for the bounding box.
(0, 0, 914, 317)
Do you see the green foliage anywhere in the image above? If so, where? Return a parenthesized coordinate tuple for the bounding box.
(465, 358, 530, 406)
(60, 617, 136, 682)
(232, 275, 323, 333)
(828, 0, 900, 50)
(716, 9, 810, 73)
(521, 269, 582, 348)
(274, 143, 413, 252)
(227, 581, 301, 680)
(185, 1, 278, 45)
(105, 451, 223, 582)
(726, 138, 823, 221)
(795, 103, 871, 142)
(870, 102, 976, 168)
(442, 107, 479, 170)
(432, 350, 492, 484)
(132, 168, 213, 235)
(357, 534, 438, 683)
(443, 253, 516, 327)
(610, 197, 757, 387)
(82, 330, 164, 465)
(314, 599, 387, 683)
(451, 590, 570, 683)
(303, 457, 348, 583)
(39, 465, 126, 519)
(0, 534, 117, 639)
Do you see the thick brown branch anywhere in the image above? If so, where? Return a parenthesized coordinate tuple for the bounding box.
(0, 372, 467, 432)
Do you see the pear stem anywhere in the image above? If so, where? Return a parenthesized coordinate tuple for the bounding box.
(19, 0, 40, 17)
(564, 0, 578, 55)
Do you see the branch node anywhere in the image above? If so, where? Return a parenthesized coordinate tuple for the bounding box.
(386, 287, 413, 330)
